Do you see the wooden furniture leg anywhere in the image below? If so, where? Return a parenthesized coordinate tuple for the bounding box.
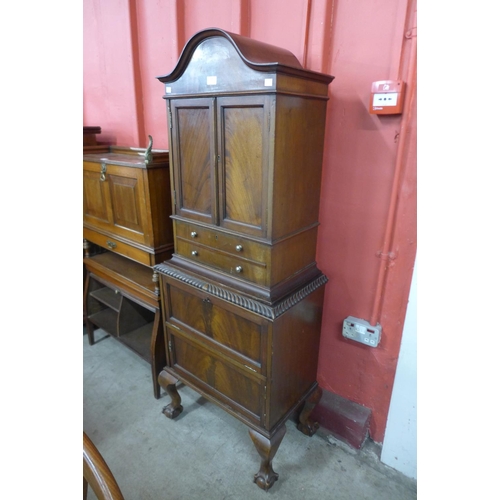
(159, 370, 183, 418)
(83, 271, 95, 346)
(297, 385, 322, 436)
(150, 311, 166, 400)
(248, 425, 286, 491)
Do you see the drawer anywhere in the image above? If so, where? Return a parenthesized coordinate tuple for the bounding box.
(166, 283, 264, 368)
(168, 328, 263, 420)
(83, 228, 152, 266)
(175, 220, 269, 262)
(176, 238, 267, 285)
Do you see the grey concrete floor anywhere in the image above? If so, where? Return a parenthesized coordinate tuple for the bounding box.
(83, 328, 417, 500)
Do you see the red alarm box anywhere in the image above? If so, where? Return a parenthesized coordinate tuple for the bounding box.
(369, 80, 406, 115)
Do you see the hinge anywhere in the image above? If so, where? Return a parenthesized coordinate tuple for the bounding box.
(168, 340, 172, 352)
(168, 107, 173, 129)
(173, 190, 176, 207)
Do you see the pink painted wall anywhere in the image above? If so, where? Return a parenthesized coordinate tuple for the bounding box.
(83, 0, 417, 444)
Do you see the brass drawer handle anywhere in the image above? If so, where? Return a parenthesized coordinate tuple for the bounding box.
(106, 240, 117, 249)
(235, 266, 243, 273)
(191, 231, 198, 238)
(235, 244, 243, 252)
(191, 250, 198, 256)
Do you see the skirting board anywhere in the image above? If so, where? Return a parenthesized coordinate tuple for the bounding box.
(310, 388, 371, 449)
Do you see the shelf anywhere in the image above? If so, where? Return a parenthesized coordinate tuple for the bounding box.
(117, 323, 154, 361)
(88, 309, 118, 336)
(84, 251, 158, 301)
(89, 287, 121, 312)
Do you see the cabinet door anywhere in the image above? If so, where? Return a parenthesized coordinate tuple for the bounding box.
(170, 98, 216, 224)
(217, 95, 271, 238)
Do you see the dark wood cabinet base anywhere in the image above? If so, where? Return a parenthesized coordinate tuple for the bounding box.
(157, 364, 320, 492)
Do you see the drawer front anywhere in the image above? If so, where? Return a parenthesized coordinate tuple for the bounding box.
(83, 228, 152, 266)
(167, 283, 263, 368)
(175, 220, 269, 261)
(176, 239, 267, 285)
(168, 329, 263, 420)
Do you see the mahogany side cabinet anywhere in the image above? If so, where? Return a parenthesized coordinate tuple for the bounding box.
(154, 28, 334, 490)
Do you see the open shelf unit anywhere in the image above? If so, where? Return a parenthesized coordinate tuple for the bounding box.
(84, 251, 165, 399)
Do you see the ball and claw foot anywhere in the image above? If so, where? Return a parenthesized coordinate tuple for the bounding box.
(254, 470, 279, 492)
(297, 420, 319, 437)
(162, 403, 183, 419)
(249, 425, 286, 492)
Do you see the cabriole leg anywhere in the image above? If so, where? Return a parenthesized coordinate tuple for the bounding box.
(158, 370, 183, 419)
(248, 425, 286, 491)
(297, 385, 322, 436)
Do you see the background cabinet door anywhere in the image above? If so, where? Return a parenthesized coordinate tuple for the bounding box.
(171, 98, 216, 224)
(217, 96, 270, 238)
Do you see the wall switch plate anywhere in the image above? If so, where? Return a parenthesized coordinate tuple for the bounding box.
(342, 316, 382, 347)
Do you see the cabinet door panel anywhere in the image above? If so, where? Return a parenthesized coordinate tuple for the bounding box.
(108, 174, 143, 233)
(171, 99, 216, 223)
(106, 167, 149, 244)
(217, 96, 269, 237)
(83, 164, 112, 225)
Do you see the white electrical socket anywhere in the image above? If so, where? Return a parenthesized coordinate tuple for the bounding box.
(342, 316, 381, 347)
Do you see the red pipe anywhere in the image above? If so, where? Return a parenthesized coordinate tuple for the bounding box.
(369, 8, 417, 326)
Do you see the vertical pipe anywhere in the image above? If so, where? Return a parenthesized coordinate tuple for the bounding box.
(302, 0, 313, 68)
(235, 0, 250, 37)
(128, 0, 146, 146)
(369, 3, 417, 326)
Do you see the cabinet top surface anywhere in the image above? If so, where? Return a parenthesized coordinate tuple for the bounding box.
(83, 146, 169, 168)
(157, 27, 334, 91)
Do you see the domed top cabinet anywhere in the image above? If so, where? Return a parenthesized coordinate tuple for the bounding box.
(154, 29, 334, 491)
(157, 28, 334, 303)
